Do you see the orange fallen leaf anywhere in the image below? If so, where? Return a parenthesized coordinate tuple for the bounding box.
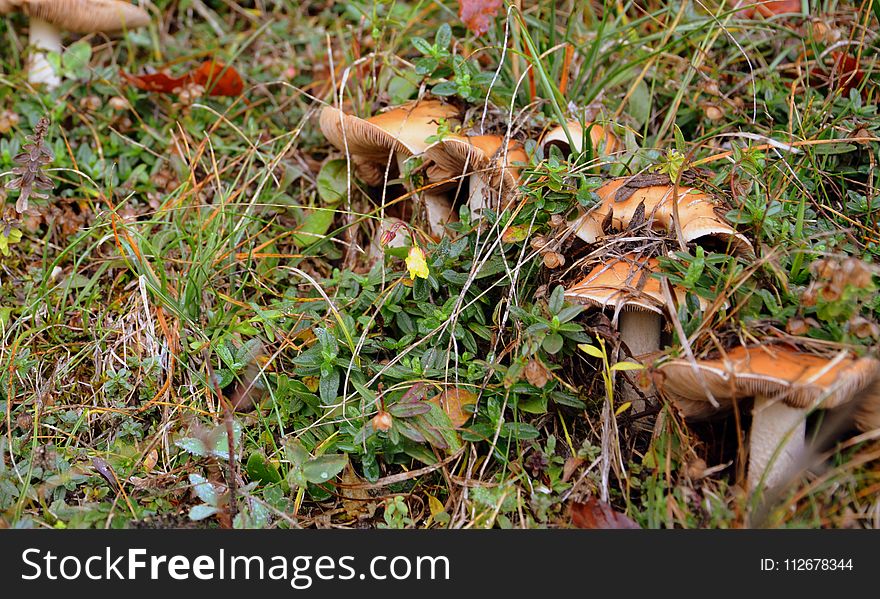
(191, 60, 245, 96)
(430, 388, 477, 428)
(121, 60, 244, 97)
(458, 0, 503, 35)
(736, 0, 802, 18)
(570, 497, 640, 529)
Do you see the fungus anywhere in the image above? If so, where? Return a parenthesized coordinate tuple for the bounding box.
(319, 99, 461, 238)
(566, 253, 693, 412)
(657, 345, 880, 490)
(540, 120, 619, 158)
(423, 133, 527, 218)
(1, 0, 151, 88)
(569, 178, 752, 256)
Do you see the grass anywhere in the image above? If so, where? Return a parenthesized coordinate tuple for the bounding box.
(0, 0, 878, 529)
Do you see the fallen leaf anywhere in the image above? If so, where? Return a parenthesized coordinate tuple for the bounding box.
(458, 0, 504, 35)
(524, 357, 551, 388)
(570, 497, 640, 529)
(191, 60, 245, 96)
(122, 60, 244, 97)
(430, 387, 477, 428)
(562, 456, 584, 483)
(736, 0, 802, 18)
(808, 52, 868, 99)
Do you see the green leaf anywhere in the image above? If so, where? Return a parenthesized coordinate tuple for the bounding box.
(388, 402, 432, 418)
(548, 285, 565, 314)
(628, 79, 652, 127)
(188, 473, 218, 506)
(284, 439, 310, 467)
(316, 159, 347, 204)
(319, 368, 340, 405)
(412, 37, 433, 55)
(501, 422, 540, 440)
(302, 454, 348, 484)
(246, 453, 282, 485)
(61, 41, 91, 77)
(436, 23, 452, 49)
(542, 333, 564, 354)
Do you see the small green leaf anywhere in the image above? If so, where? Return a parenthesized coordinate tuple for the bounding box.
(246, 453, 282, 485)
(61, 41, 91, 76)
(284, 439, 310, 467)
(316, 159, 347, 204)
(542, 333, 564, 354)
(188, 473, 218, 506)
(548, 285, 565, 314)
(302, 454, 348, 484)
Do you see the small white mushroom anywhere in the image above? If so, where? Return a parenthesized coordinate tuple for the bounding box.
(1, 1, 151, 88)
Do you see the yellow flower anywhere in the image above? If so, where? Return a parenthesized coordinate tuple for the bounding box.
(406, 245, 429, 280)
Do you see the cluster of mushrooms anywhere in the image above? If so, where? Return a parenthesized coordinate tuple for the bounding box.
(319, 97, 880, 494)
(6, 2, 876, 495)
(1, 0, 151, 88)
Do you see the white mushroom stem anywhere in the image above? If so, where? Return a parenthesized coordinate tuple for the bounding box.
(423, 192, 455, 238)
(467, 174, 491, 218)
(395, 154, 453, 238)
(747, 396, 806, 491)
(618, 311, 662, 413)
(28, 18, 63, 88)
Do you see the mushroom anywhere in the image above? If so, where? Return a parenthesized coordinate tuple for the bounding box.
(566, 253, 694, 412)
(569, 178, 752, 256)
(541, 120, 619, 157)
(319, 99, 461, 238)
(422, 133, 527, 218)
(656, 345, 880, 490)
(0, 1, 151, 89)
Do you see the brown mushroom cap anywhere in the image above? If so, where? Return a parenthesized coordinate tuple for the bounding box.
(565, 253, 685, 314)
(541, 120, 619, 156)
(657, 345, 880, 418)
(20, 0, 151, 33)
(319, 99, 460, 186)
(571, 178, 753, 255)
(424, 133, 527, 193)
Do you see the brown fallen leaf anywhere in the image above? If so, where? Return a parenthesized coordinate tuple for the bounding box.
(570, 497, 640, 529)
(458, 0, 503, 35)
(122, 60, 244, 97)
(524, 357, 551, 388)
(430, 387, 477, 428)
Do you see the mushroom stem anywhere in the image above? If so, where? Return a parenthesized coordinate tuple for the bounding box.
(618, 311, 662, 413)
(28, 17, 63, 88)
(395, 153, 454, 238)
(423, 192, 455, 238)
(747, 396, 805, 491)
(467, 173, 491, 217)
